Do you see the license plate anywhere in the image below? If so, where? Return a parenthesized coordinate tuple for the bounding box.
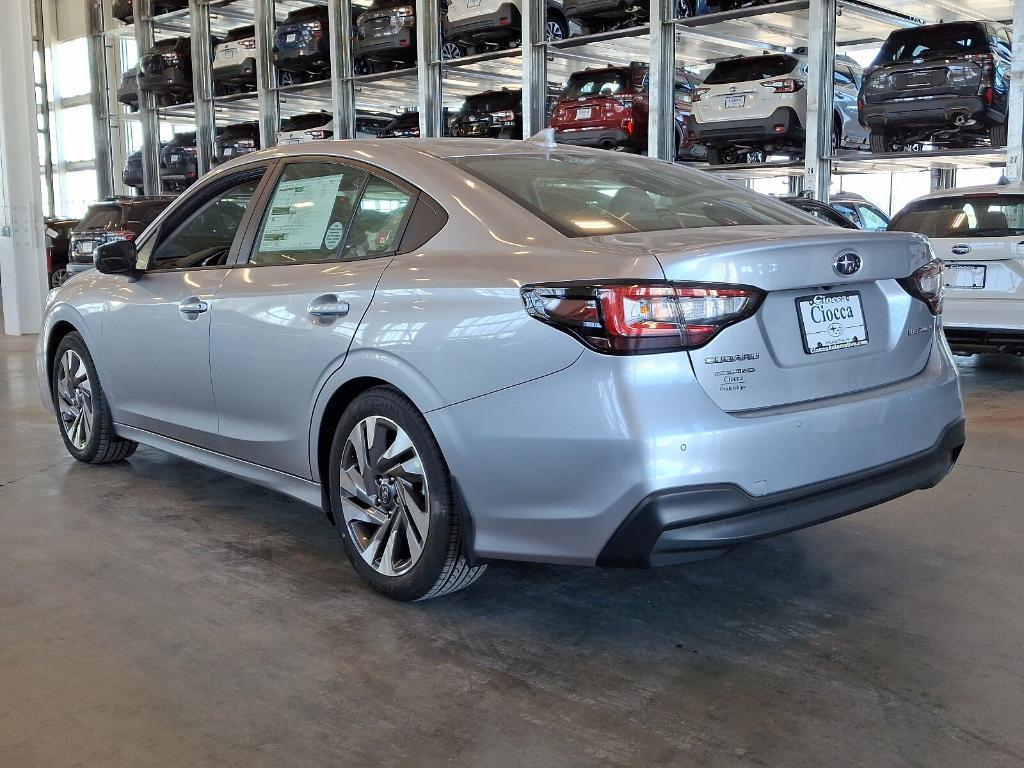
(80, 241, 94, 253)
(576, 107, 592, 119)
(467, 0, 482, 6)
(796, 291, 869, 355)
(286, 33, 297, 42)
(223, 148, 233, 156)
(724, 95, 745, 109)
(223, 48, 237, 58)
(170, 153, 181, 163)
(945, 263, 986, 289)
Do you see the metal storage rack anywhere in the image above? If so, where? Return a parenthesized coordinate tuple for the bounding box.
(89, 0, 1021, 201)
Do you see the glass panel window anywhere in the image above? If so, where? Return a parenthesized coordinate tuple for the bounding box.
(251, 162, 368, 265)
(342, 178, 413, 260)
(146, 176, 262, 270)
(58, 104, 96, 163)
(53, 38, 91, 98)
(64, 170, 99, 218)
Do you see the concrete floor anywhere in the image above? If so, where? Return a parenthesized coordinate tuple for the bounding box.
(1, 326, 1023, 768)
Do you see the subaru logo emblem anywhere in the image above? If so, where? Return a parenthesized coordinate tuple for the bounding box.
(833, 252, 862, 276)
(951, 244, 972, 255)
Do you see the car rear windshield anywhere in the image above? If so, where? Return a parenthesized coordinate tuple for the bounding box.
(563, 70, 632, 99)
(890, 195, 1024, 238)
(462, 92, 518, 113)
(281, 113, 331, 131)
(448, 152, 812, 237)
(703, 55, 798, 84)
(876, 23, 990, 63)
(76, 205, 123, 231)
(124, 201, 170, 231)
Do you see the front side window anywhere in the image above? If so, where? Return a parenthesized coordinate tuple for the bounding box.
(341, 178, 413, 260)
(449, 152, 811, 237)
(251, 162, 369, 265)
(890, 195, 1024, 238)
(145, 175, 262, 270)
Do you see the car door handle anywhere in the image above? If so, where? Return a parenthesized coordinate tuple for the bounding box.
(178, 297, 210, 317)
(307, 295, 350, 319)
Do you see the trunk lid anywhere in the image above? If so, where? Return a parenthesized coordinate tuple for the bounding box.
(587, 226, 936, 412)
(931, 236, 1024, 301)
(866, 60, 984, 102)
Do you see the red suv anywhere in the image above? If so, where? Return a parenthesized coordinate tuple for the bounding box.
(549, 64, 704, 160)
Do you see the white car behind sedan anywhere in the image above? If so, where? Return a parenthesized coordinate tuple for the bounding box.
(890, 185, 1024, 355)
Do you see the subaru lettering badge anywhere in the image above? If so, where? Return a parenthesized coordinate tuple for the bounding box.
(833, 252, 862, 277)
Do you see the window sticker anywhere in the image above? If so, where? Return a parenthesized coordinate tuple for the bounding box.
(258, 174, 345, 252)
(323, 221, 345, 250)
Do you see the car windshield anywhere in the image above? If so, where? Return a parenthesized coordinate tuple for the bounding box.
(703, 55, 797, 84)
(877, 23, 990, 63)
(448, 152, 812, 237)
(890, 195, 1024, 238)
(563, 70, 631, 99)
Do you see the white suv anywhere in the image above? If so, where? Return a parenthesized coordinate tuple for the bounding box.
(891, 185, 1024, 355)
(687, 52, 868, 164)
(212, 25, 257, 94)
(442, 0, 568, 59)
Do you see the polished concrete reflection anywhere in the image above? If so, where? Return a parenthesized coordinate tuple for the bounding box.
(2, 324, 1023, 766)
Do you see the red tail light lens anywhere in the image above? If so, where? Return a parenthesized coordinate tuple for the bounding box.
(521, 282, 764, 354)
(110, 230, 137, 242)
(898, 259, 944, 316)
(761, 78, 804, 93)
(692, 88, 710, 102)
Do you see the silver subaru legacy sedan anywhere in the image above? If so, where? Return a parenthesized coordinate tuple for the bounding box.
(37, 137, 965, 600)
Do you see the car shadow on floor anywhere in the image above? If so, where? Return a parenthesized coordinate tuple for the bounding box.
(58, 446, 880, 657)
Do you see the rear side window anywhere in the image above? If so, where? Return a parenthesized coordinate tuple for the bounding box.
(341, 178, 413, 260)
(877, 23, 990, 63)
(449, 152, 811, 237)
(890, 196, 1024, 238)
(563, 70, 631, 98)
(703, 55, 797, 85)
(251, 162, 369, 265)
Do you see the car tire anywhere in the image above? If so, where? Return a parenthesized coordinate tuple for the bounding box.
(440, 41, 465, 61)
(329, 387, 486, 601)
(990, 121, 1008, 149)
(52, 332, 138, 464)
(868, 131, 888, 154)
(706, 145, 723, 165)
(545, 12, 569, 41)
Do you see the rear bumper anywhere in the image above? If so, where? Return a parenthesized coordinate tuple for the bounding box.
(213, 59, 256, 83)
(599, 418, 965, 566)
(564, 0, 632, 18)
(944, 326, 1024, 354)
(274, 47, 327, 71)
(354, 31, 415, 58)
(688, 106, 803, 146)
(446, 3, 520, 40)
(860, 96, 1003, 130)
(554, 126, 633, 149)
(138, 70, 190, 94)
(429, 335, 964, 566)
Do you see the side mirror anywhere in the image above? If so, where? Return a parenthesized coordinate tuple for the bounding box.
(95, 238, 138, 278)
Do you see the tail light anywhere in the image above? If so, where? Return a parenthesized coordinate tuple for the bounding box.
(521, 282, 764, 354)
(552, 104, 567, 120)
(898, 259, 944, 316)
(240, 39, 257, 49)
(692, 87, 710, 102)
(110, 229, 137, 241)
(984, 86, 994, 105)
(490, 110, 515, 123)
(761, 78, 804, 93)
(623, 117, 634, 135)
(303, 20, 323, 33)
(305, 129, 329, 139)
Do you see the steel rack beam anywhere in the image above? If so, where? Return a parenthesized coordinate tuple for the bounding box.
(803, 0, 836, 201)
(329, 0, 357, 138)
(521, 0, 546, 136)
(1005, 0, 1024, 184)
(191, 0, 216, 176)
(416, 0, 442, 137)
(254, 0, 280, 148)
(134, 0, 163, 195)
(648, 0, 675, 160)
(88, 0, 115, 198)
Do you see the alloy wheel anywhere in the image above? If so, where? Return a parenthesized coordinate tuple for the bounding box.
(56, 349, 93, 451)
(440, 42, 463, 61)
(50, 268, 68, 288)
(545, 20, 565, 42)
(339, 415, 430, 577)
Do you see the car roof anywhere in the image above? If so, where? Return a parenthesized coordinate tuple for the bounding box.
(910, 184, 1018, 203)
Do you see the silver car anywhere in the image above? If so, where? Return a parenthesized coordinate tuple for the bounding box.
(37, 138, 966, 601)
